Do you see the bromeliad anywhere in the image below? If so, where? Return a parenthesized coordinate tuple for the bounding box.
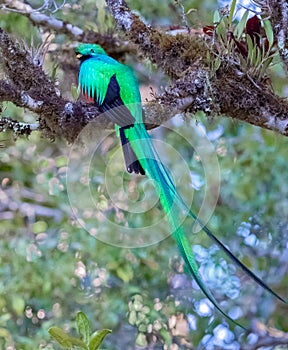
(75, 43, 286, 328)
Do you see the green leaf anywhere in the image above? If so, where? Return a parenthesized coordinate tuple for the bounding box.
(255, 46, 262, 68)
(32, 220, 48, 234)
(214, 57, 222, 71)
(76, 312, 91, 345)
(234, 10, 250, 39)
(49, 327, 88, 350)
(48, 327, 73, 349)
(51, 63, 59, 81)
(71, 83, 80, 100)
(96, 0, 106, 29)
(216, 16, 226, 41)
(229, 0, 237, 26)
(116, 265, 133, 282)
(0, 327, 12, 342)
(259, 56, 274, 77)
(12, 296, 25, 315)
(67, 337, 89, 349)
(159, 328, 172, 346)
(89, 329, 111, 350)
(246, 34, 256, 65)
(263, 19, 274, 49)
(213, 10, 220, 24)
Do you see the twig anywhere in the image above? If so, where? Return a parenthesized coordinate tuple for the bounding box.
(0, 186, 63, 222)
(1, 0, 81, 36)
(0, 116, 39, 137)
(244, 321, 288, 350)
(0, 0, 132, 55)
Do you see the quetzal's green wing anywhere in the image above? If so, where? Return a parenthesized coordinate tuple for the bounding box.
(99, 69, 144, 174)
(100, 73, 136, 127)
(79, 57, 143, 173)
(79, 59, 136, 127)
(78, 58, 111, 105)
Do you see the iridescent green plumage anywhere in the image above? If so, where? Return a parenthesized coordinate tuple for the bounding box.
(75, 43, 286, 328)
(76, 43, 142, 122)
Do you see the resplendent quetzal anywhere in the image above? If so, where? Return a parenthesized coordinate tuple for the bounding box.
(75, 43, 286, 328)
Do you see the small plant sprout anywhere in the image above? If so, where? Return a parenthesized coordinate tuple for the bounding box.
(49, 311, 111, 350)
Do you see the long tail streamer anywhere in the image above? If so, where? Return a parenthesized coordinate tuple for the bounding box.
(125, 123, 286, 328)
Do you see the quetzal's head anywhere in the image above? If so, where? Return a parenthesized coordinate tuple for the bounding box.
(75, 43, 107, 60)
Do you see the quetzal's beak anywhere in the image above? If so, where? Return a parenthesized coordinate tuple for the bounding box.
(76, 53, 82, 59)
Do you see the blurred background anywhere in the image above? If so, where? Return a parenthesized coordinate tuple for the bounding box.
(0, 0, 288, 349)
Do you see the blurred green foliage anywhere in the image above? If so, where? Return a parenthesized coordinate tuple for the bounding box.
(0, 1, 288, 349)
(126, 0, 217, 25)
(0, 13, 37, 40)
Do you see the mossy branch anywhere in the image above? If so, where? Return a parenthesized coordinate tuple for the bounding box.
(1, 0, 288, 141)
(105, 0, 288, 136)
(0, 29, 191, 142)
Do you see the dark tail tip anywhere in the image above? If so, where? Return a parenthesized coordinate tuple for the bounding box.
(127, 161, 145, 175)
(120, 127, 145, 175)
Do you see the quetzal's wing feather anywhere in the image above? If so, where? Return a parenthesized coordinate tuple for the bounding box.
(79, 58, 135, 127)
(100, 74, 136, 127)
(79, 58, 110, 105)
(100, 65, 143, 127)
(79, 57, 144, 174)
(100, 73, 144, 174)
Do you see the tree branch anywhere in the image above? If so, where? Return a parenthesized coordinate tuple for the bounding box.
(106, 0, 288, 136)
(245, 322, 288, 350)
(0, 116, 39, 137)
(1, 0, 288, 142)
(106, 0, 205, 78)
(0, 28, 103, 142)
(0, 0, 133, 57)
(1, 0, 83, 36)
(0, 28, 189, 142)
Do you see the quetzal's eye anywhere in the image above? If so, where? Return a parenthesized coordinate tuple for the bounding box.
(90, 49, 95, 53)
